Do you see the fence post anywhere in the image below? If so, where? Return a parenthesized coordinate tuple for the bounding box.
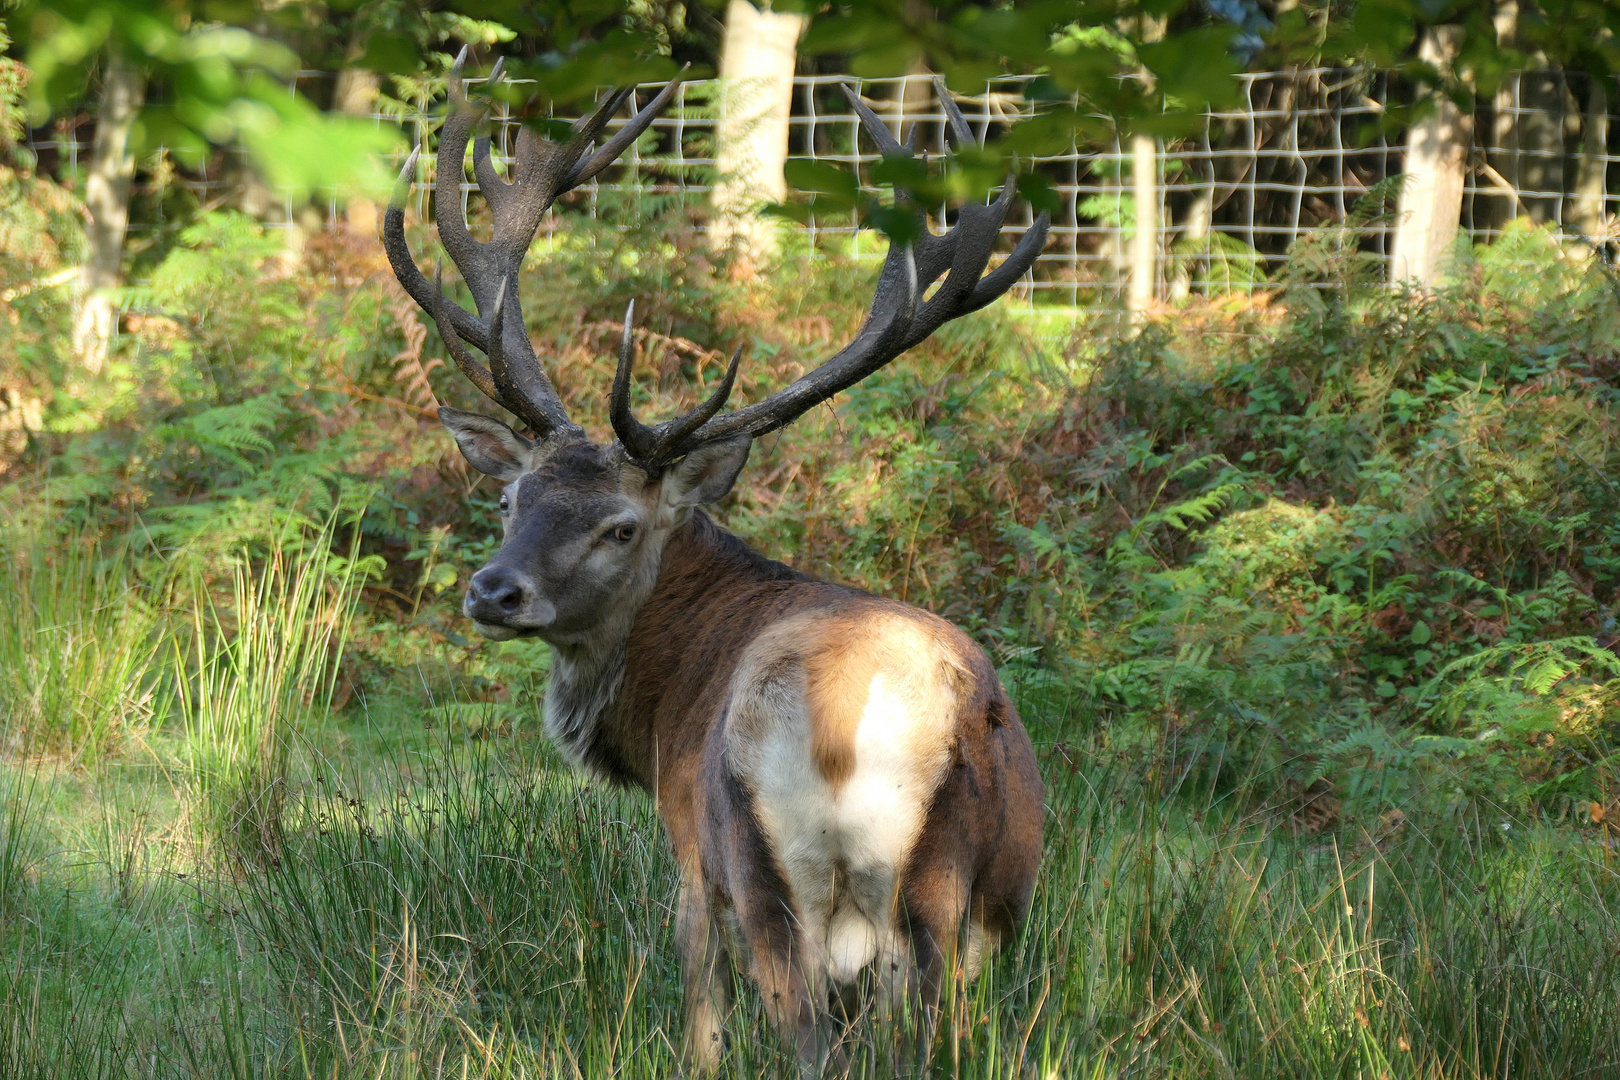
(1129, 133, 1158, 316)
(711, 0, 807, 268)
(1391, 26, 1471, 285)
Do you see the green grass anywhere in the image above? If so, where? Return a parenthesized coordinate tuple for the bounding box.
(168, 524, 368, 866)
(0, 526, 162, 764)
(2, 682, 1617, 1079)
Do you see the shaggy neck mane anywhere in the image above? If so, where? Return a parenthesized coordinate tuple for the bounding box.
(543, 510, 807, 785)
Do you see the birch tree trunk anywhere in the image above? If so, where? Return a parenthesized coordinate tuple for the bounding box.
(71, 52, 146, 373)
(711, 0, 807, 268)
(1391, 27, 1471, 285)
(1128, 14, 1165, 317)
(1129, 132, 1158, 315)
(1486, 2, 1521, 233)
(334, 67, 383, 235)
(1573, 77, 1610, 245)
(891, 0, 935, 147)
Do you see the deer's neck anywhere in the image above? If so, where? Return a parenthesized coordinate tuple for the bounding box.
(542, 510, 808, 789)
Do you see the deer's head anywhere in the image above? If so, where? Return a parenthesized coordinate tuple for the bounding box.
(385, 52, 1049, 645)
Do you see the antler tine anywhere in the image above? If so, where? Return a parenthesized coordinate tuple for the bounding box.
(611, 302, 749, 467)
(617, 81, 1048, 458)
(430, 260, 498, 401)
(471, 133, 512, 218)
(448, 45, 470, 102)
(391, 144, 421, 203)
(482, 275, 575, 436)
(469, 55, 514, 215)
(571, 86, 637, 146)
(611, 301, 660, 461)
(433, 56, 487, 290)
(840, 83, 906, 159)
(384, 146, 490, 351)
(968, 210, 1050, 311)
(568, 68, 689, 187)
(650, 344, 743, 460)
(933, 76, 977, 151)
(485, 276, 513, 393)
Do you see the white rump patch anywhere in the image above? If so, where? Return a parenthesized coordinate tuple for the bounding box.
(726, 612, 961, 989)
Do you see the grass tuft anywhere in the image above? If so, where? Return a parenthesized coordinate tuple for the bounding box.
(0, 524, 161, 764)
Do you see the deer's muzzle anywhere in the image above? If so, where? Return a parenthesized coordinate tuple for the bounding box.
(465, 565, 556, 637)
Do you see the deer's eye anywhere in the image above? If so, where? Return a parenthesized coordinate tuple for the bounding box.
(610, 524, 637, 544)
(499, 495, 510, 514)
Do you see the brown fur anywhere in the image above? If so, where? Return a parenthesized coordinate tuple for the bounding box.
(796, 611, 976, 791)
(461, 476, 1043, 1069)
(803, 616, 879, 789)
(581, 511, 1042, 1067)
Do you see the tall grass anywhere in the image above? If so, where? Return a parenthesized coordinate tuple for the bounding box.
(207, 723, 1620, 1079)
(170, 523, 370, 863)
(0, 772, 40, 928)
(0, 526, 161, 763)
(0, 700, 1616, 1078)
(1016, 759, 1620, 1078)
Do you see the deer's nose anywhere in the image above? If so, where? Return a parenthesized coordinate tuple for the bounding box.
(467, 566, 533, 618)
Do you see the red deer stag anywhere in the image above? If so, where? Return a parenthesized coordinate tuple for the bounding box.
(383, 53, 1049, 1070)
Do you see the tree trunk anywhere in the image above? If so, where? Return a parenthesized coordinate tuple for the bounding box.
(1129, 133, 1158, 315)
(891, 0, 935, 147)
(1573, 77, 1610, 246)
(1485, 2, 1521, 234)
(334, 67, 383, 236)
(711, 0, 807, 268)
(1391, 27, 1471, 285)
(1127, 13, 1165, 317)
(71, 52, 146, 373)
(1515, 66, 1573, 225)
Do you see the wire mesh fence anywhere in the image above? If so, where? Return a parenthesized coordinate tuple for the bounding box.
(27, 69, 1620, 309)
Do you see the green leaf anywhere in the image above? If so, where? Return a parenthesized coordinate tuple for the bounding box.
(357, 31, 423, 75)
(783, 159, 860, 204)
(429, 563, 460, 594)
(1138, 29, 1244, 111)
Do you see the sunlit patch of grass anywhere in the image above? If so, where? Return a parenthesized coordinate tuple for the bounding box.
(2, 698, 1618, 1078)
(168, 518, 371, 866)
(0, 524, 162, 765)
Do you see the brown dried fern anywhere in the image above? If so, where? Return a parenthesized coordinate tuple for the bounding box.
(384, 279, 441, 416)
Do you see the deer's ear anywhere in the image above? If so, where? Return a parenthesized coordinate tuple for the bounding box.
(439, 407, 535, 482)
(658, 436, 751, 517)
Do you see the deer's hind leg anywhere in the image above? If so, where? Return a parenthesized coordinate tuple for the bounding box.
(677, 866, 733, 1073)
(703, 759, 831, 1070)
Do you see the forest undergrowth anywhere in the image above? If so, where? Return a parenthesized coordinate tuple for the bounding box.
(3, 138, 1620, 1073)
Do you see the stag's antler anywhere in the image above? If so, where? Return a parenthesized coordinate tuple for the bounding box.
(385, 49, 685, 440)
(611, 79, 1050, 467)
